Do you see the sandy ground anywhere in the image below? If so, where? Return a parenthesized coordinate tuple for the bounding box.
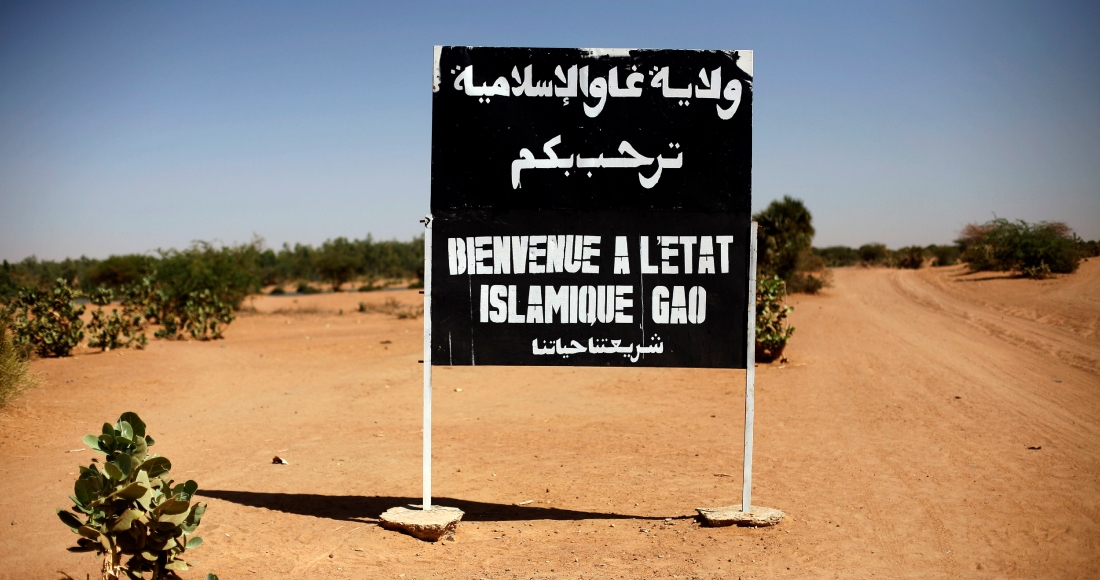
(1, 262, 1098, 579)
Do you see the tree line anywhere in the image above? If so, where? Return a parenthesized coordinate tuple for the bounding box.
(752, 197, 1096, 291)
(813, 219, 1097, 278)
(0, 235, 425, 301)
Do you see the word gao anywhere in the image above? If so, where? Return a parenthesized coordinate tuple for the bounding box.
(651, 286, 707, 324)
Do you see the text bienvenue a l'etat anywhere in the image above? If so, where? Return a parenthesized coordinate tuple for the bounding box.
(448, 234, 738, 326)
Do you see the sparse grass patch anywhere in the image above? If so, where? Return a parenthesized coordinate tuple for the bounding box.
(271, 305, 322, 315)
(0, 313, 36, 408)
(358, 297, 423, 319)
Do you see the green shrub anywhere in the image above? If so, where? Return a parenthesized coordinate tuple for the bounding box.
(814, 246, 859, 267)
(268, 287, 285, 295)
(86, 287, 148, 352)
(146, 242, 258, 340)
(57, 412, 207, 579)
(1022, 262, 1053, 280)
(754, 197, 815, 287)
(119, 277, 167, 326)
(111, 275, 233, 342)
(755, 275, 794, 363)
(858, 243, 889, 265)
(86, 255, 155, 290)
(955, 222, 990, 255)
(0, 312, 35, 408)
(958, 218, 1081, 275)
(0, 256, 90, 296)
(155, 289, 235, 341)
(788, 272, 828, 294)
(314, 237, 362, 291)
(928, 245, 960, 266)
(156, 241, 261, 311)
(9, 278, 85, 357)
(296, 283, 321, 295)
(786, 251, 830, 294)
(3, 234, 426, 305)
(895, 246, 926, 269)
(0, 261, 21, 302)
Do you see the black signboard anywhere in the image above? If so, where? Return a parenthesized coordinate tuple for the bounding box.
(430, 46, 753, 368)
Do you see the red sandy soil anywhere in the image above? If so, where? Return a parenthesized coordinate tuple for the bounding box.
(1, 262, 1098, 579)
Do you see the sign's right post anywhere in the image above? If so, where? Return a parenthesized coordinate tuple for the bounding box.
(698, 219, 783, 527)
(742, 222, 758, 512)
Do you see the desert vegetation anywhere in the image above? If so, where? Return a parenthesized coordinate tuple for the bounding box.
(754, 196, 828, 294)
(86, 287, 148, 351)
(57, 412, 208, 579)
(0, 310, 36, 408)
(815, 243, 959, 268)
(755, 275, 795, 363)
(358, 297, 424, 319)
(0, 235, 424, 302)
(956, 218, 1086, 278)
(813, 218, 1093, 275)
(2, 215, 1090, 372)
(7, 278, 87, 357)
(0, 235, 425, 364)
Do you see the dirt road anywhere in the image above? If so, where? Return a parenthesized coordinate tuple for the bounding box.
(1, 263, 1097, 578)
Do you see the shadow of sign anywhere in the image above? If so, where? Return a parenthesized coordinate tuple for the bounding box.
(199, 489, 686, 523)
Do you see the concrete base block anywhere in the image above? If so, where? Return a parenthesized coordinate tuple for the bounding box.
(378, 506, 464, 541)
(696, 504, 785, 527)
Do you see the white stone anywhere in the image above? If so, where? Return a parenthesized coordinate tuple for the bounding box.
(696, 505, 785, 527)
(378, 506, 464, 541)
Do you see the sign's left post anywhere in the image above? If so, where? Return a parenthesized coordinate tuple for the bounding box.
(422, 215, 433, 510)
(378, 214, 464, 540)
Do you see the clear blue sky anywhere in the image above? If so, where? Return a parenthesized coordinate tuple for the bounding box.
(2, 1, 1097, 261)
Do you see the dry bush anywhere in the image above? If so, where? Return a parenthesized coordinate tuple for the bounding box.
(814, 246, 859, 267)
(894, 246, 926, 269)
(958, 218, 1081, 276)
(787, 250, 831, 294)
(928, 245, 960, 266)
(858, 243, 890, 265)
(0, 314, 36, 408)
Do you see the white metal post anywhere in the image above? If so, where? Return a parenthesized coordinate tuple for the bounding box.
(742, 222, 758, 512)
(422, 215, 433, 511)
